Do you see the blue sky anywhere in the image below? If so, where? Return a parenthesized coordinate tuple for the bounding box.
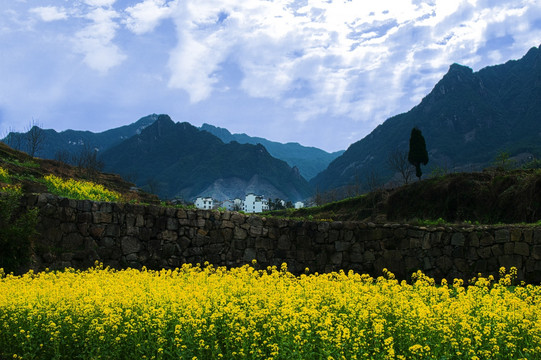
(1, 0, 540, 152)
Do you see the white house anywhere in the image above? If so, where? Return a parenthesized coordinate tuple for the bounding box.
(294, 201, 305, 209)
(243, 193, 269, 213)
(194, 197, 214, 210)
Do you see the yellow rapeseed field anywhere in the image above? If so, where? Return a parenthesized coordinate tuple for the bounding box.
(43, 174, 122, 202)
(0, 263, 540, 359)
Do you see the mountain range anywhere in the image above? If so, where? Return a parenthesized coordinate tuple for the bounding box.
(199, 124, 344, 180)
(99, 115, 312, 201)
(3, 114, 157, 160)
(3, 44, 541, 202)
(311, 44, 541, 192)
(2, 114, 341, 200)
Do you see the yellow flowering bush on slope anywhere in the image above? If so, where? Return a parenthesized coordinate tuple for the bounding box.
(0, 264, 540, 360)
(0, 166, 10, 183)
(43, 174, 122, 202)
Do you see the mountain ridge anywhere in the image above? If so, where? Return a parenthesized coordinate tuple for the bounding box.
(200, 123, 344, 180)
(100, 115, 313, 201)
(311, 44, 541, 192)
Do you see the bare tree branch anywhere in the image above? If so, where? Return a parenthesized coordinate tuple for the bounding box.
(386, 149, 414, 185)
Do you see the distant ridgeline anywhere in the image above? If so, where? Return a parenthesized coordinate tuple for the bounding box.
(199, 123, 344, 180)
(2, 114, 343, 201)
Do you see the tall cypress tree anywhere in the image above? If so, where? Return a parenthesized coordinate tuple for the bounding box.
(408, 127, 429, 180)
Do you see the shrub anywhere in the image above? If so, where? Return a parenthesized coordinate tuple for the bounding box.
(0, 186, 38, 273)
(0, 166, 10, 183)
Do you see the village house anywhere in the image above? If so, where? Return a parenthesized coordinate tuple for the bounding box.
(194, 197, 215, 210)
(243, 193, 269, 213)
(294, 201, 305, 209)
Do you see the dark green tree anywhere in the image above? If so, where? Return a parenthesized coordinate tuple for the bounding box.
(408, 128, 429, 180)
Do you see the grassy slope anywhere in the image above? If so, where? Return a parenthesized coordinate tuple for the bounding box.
(269, 169, 541, 225)
(0, 142, 159, 204)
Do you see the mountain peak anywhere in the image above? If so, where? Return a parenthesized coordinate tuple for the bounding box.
(155, 114, 174, 124)
(445, 63, 474, 81)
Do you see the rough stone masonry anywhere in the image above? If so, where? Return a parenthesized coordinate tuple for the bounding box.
(23, 193, 541, 283)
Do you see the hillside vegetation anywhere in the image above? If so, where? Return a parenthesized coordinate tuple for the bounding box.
(271, 168, 541, 225)
(0, 141, 159, 204)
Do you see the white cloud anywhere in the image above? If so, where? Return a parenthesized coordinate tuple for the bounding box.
(125, 0, 173, 34)
(30, 6, 67, 21)
(84, 0, 117, 7)
(74, 7, 126, 73)
(2, 0, 541, 150)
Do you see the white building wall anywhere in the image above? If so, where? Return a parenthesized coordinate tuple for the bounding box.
(243, 194, 268, 213)
(194, 197, 214, 210)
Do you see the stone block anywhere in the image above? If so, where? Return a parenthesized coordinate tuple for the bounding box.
(329, 230, 340, 242)
(121, 237, 141, 255)
(330, 252, 342, 265)
(479, 234, 494, 246)
(278, 235, 291, 250)
(126, 225, 140, 236)
(532, 245, 541, 260)
(60, 222, 78, 233)
(468, 233, 480, 247)
(105, 224, 120, 237)
(514, 242, 529, 257)
(491, 244, 503, 256)
(222, 220, 234, 229)
(230, 213, 245, 224)
(422, 235, 431, 250)
(454, 258, 469, 273)
(409, 237, 422, 248)
(242, 248, 257, 262)
(176, 209, 187, 219)
(101, 237, 115, 248)
(161, 243, 176, 258)
(234, 227, 248, 240)
(93, 211, 112, 224)
(465, 247, 478, 261)
(221, 228, 233, 241)
(451, 233, 465, 246)
(335, 241, 351, 252)
(349, 252, 364, 263)
(162, 230, 178, 242)
(524, 230, 533, 244)
(250, 226, 263, 236)
(166, 218, 178, 231)
(77, 212, 93, 224)
(510, 229, 522, 242)
(407, 229, 424, 238)
(61, 252, 74, 261)
(504, 242, 515, 255)
(62, 233, 84, 251)
(437, 256, 453, 272)
(495, 230, 509, 243)
(423, 257, 433, 270)
(363, 251, 376, 262)
(476, 247, 492, 259)
(534, 230, 541, 244)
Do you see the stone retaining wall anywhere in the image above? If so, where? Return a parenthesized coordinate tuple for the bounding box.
(24, 194, 541, 282)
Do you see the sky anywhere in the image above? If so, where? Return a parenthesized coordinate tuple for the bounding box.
(1, 0, 540, 152)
